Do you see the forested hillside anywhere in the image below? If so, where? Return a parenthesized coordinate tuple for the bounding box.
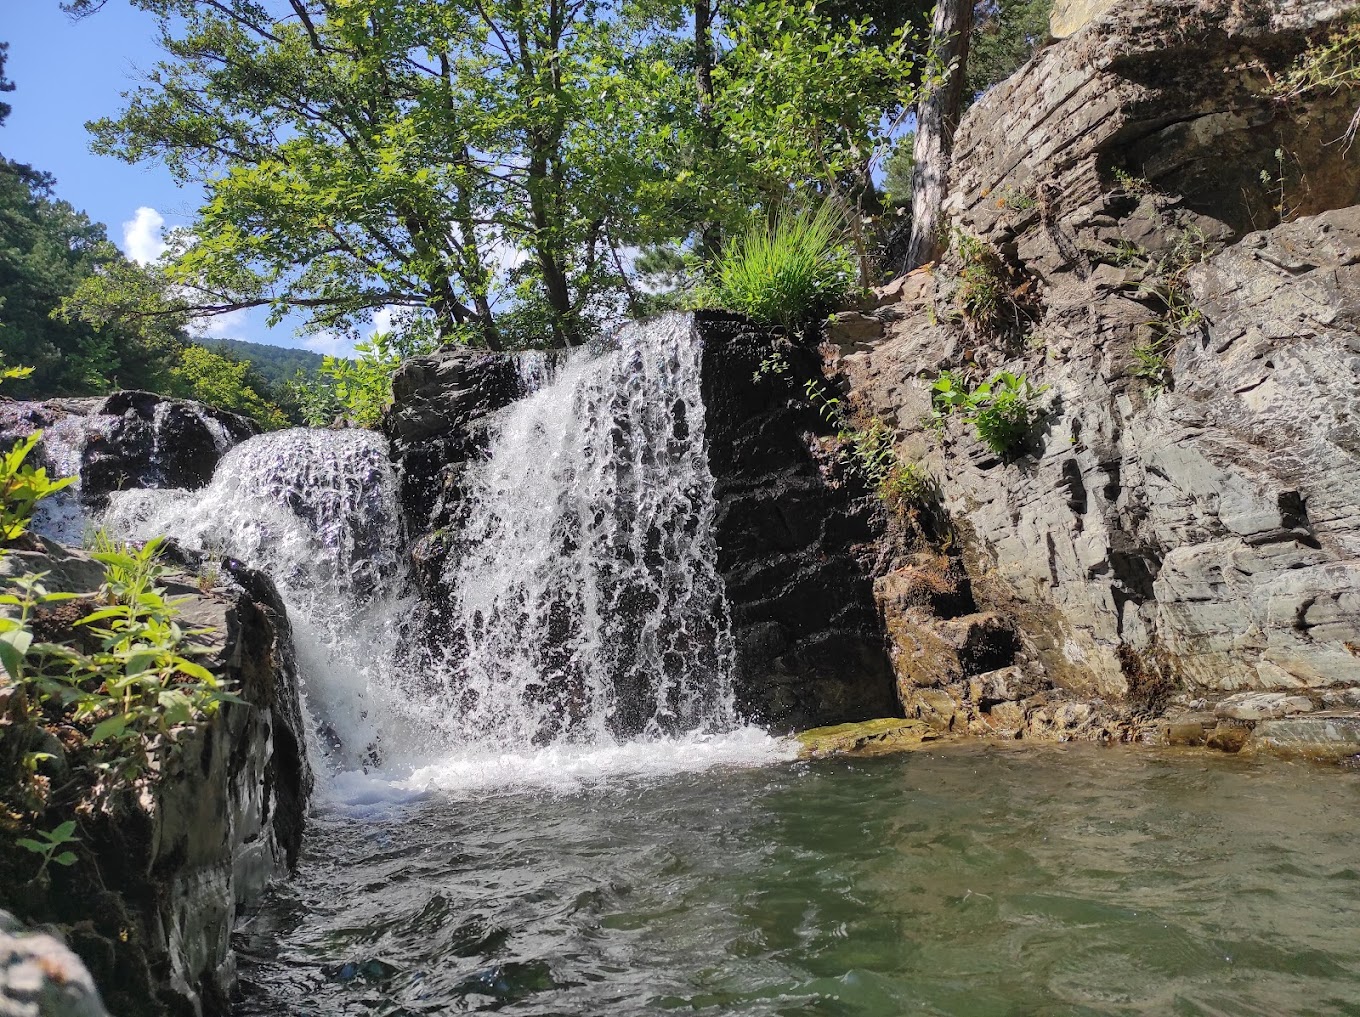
(0, 44, 294, 426)
(205, 339, 326, 389)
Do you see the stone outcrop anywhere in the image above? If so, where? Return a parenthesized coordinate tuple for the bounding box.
(0, 393, 258, 536)
(0, 541, 311, 1017)
(826, 0, 1360, 753)
(0, 911, 110, 1017)
(696, 313, 898, 729)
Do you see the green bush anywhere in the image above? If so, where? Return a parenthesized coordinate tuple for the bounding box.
(804, 379, 933, 513)
(931, 369, 1047, 455)
(287, 330, 437, 428)
(699, 205, 852, 328)
(3, 534, 237, 789)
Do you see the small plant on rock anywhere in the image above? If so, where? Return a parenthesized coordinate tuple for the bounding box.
(1269, 12, 1360, 150)
(17, 820, 79, 882)
(931, 369, 1047, 456)
(949, 230, 1035, 338)
(804, 380, 934, 512)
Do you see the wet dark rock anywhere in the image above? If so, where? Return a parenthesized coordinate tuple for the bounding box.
(82, 392, 258, 502)
(0, 392, 258, 510)
(695, 311, 899, 730)
(0, 543, 311, 1017)
(383, 350, 556, 531)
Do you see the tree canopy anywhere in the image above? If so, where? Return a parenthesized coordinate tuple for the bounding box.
(67, 0, 933, 348)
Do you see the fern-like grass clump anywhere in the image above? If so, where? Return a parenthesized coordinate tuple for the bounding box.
(700, 205, 852, 328)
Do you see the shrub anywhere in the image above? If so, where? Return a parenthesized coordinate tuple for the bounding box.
(700, 205, 853, 328)
(4, 534, 238, 788)
(804, 379, 934, 512)
(931, 369, 1047, 455)
(951, 230, 1034, 336)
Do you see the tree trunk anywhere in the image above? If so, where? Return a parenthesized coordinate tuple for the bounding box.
(694, 0, 722, 262)
(906, 0, 973, 270)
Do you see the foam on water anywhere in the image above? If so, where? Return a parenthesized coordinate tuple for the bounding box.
(328, 728, 797, 806)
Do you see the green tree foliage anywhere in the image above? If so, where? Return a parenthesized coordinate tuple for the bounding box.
(966, 0, 1053, 101)
(67, 0, 931, 344)
(165, 346, 290, 431)
(0, 44, 294, 427)
(288, 331, 436, 428)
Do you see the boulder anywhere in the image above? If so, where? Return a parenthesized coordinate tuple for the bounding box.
(81, 392, 258, 501)
(0, 542, 311, 1016)
(0, 912, 110, 1017)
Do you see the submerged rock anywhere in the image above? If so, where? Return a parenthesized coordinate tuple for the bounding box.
(1243, 715, 1360, 762)
(795, 718, 937, 759)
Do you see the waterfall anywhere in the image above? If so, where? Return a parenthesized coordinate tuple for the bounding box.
(99, 317, 784, 792)
(428, 315, 738, 749)
(103, 428, 417, 770)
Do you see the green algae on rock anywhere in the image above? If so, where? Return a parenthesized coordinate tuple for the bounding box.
(795, 717, 938, 759)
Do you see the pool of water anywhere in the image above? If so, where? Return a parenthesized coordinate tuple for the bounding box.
(233, 743, 1360, 1016)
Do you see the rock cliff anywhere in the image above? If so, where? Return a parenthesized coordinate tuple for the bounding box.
(823, 0, 1360, 752)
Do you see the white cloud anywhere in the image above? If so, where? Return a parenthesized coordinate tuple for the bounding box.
(122, 206, 167, 265)
(302, 331, 358, 358)
(369, 305, 396, 338)
(193, 307, 251, 342)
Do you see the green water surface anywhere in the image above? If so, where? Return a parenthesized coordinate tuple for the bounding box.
(234, 743, 1360, 1016)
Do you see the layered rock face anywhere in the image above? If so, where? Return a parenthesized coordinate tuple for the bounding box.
(0, 542, 312, 1017)
(829, 0, 1360, 746)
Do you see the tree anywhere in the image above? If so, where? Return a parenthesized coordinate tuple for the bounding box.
(70, 0, 709, 349)
(0, 42, 182, 396)
(906, 0, 974, 269)
(713, 0, 924, 287)
(165, 346, 291, 430)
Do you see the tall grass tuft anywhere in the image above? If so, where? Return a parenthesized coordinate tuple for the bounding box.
(700, 204, 852, 328)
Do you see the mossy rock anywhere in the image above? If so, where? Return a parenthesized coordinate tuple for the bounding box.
(795, 717, 939, 759)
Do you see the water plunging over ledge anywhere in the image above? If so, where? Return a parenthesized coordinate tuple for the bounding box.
(103, 317, 788, 790)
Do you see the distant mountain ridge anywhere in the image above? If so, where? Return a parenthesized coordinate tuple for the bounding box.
(204, 338, 328, 388)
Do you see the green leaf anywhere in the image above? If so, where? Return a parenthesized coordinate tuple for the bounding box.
(52, 852, 78, 867)
(49, 820, 78, 842)
(90, 714, 133, 744)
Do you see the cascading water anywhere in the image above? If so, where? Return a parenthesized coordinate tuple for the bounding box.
(429, 315, 737, 748)
(102, 316, 786, 794)
(103, 428, 418, 770)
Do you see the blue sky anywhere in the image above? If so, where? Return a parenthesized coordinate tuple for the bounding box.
(3, 3, 334, 353)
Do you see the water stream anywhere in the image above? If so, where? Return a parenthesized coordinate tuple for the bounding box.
(235, 745, 1360, 1016)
